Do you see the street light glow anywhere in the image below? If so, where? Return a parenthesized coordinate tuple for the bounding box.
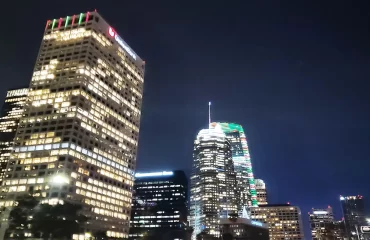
(50, 174, 70, 185)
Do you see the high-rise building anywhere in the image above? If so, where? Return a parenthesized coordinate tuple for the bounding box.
(0, 88, 28, 185)
(210, 122, 258, 212)
(308, 207, 335, 240)
(0, 11, 145, 238)
(129, 170, 189, 240)
(250, 204, 305, 240)
(255, 179, 267, 205)
(190, 125, 237, 238)
(340, 195, 366, 239)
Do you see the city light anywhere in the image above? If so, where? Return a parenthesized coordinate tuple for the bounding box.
(313, 211, 328, 215)
(135, 171, 174, 178)
(49, 174, 70, 185)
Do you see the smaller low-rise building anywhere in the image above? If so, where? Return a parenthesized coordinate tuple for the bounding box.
(251, 204, 304, 240)
(219, 217, 269, 240)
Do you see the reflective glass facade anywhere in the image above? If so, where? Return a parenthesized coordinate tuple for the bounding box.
(340, 195, 366, 239)
(0, 88, 28, 185)
(129, 171, 189, 240)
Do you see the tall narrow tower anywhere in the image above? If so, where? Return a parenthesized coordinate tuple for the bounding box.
(210, 122, 258, 212)
(190, 125, 237, 238)
(0, 11, 145, 237)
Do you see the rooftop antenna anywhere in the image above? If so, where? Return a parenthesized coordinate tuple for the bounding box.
(208, 102, 211, 128)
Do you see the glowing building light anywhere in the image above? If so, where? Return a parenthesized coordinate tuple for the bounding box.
(45, 20, 51, 30)
(313, 211, 328, 215)
(51, 19, 57, 30)
(135, 171, 174, 178)
(65, 16, 70, 28)
(58, 18, 62, 28)
(78, 13, 84, 25)
(86, 12, 90, 22)
(71, 15, 76, 25)
(50, 174, 70, 185)
(251, 220, 263, 227)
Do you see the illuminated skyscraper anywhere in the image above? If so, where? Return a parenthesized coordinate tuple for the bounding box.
(308, 207, 335, 240)
(340, 195, 366, 239)
(0, 11, 145, 238)
(250, 204, 304, 240)
(255, 179, 268, 205)
(190, 125, 237, 238)
(0, 88, 28, 185)
(210, 122, 258, 212)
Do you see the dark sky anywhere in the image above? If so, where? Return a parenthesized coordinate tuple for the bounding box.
(1, 0, 370, 238)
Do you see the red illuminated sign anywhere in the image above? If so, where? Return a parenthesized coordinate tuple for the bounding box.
(108, 27, 115, 37)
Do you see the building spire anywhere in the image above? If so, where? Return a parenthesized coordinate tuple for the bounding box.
(208, 101, 211, 128)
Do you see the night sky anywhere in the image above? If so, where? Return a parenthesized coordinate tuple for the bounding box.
(1, 0, 370, 238)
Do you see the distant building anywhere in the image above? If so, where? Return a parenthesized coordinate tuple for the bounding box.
(219, 217, 269, 240)
(129, 170, 190, 240)
(190, 125, 237, 238)
(340, 195, 366, 239)
(0, 88, 28, 185)
(255, 179, 268, 205)
(309, 207, 335, 240)
(250, 204, 304, 240)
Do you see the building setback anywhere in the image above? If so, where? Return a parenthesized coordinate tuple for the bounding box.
(0, 88, 28, 185)
(250, 204, 305, 240)
(190, 125, 237, 238)
(129, 170, 189, 240)
(340, 195, 366, 239)
(0, 11, 145, 238)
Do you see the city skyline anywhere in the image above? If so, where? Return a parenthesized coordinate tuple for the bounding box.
(0, 1, 370, 239)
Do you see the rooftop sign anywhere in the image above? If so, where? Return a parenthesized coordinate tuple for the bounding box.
(108, 27, 137, 60)
(135, 171, 174, 178)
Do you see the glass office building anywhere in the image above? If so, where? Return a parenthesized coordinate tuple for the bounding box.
(129, 170, 189, 240)
(0, 88, 28, 185)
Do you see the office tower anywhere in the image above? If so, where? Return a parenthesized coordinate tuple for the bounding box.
(250, 204, 305, 240)
(0, 88, 28, 185)
(190, 125, 237, 238)
(308, 207, 335, 240)
(340, 195, 366, 239)
(255, 179, 267, 205)
(129, 170, 189, 240)
(0, 11, 145, 238)
(210, 122, 257, 213)
(219, 218, 269, 240)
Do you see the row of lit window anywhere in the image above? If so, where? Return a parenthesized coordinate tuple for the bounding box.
(44, 28, 112, 48)
(76, 181, 130, 202)
(84, 198, 123, 212)
(76, 188, 129, 208)
(88, 178, 131, 196)
(92, 207, 128, 220)
(14, 142, 134, 176)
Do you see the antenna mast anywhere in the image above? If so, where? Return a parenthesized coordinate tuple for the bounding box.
(208, 102, 211, 128)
